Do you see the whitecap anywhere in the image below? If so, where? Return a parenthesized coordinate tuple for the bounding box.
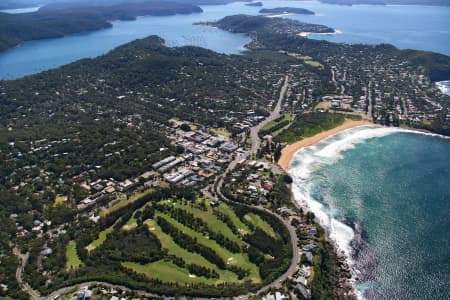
(435, 80, 450, 96)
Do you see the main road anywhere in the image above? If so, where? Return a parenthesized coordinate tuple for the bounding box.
(214, 74, 300, 297)
(250, 75, 289, 154)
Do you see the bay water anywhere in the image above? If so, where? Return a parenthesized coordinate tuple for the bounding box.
(0, 1, 450, 79)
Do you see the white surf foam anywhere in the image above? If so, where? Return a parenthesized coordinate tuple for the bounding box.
(436, 80, 450, 96)
(289, 125, 450, 298)
(289, 125, 450, 299)
(288, 126, 412, 297)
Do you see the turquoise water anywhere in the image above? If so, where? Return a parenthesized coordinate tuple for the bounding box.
(1, 1, 450, 79)
(290, 126, 450, 299)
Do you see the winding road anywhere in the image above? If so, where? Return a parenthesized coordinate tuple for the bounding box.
(13, 246, 41, 300)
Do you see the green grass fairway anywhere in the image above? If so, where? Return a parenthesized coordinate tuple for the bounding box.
(101, 188, 154, 216)
(173, 201, 244, 246)
(68, 195, 292, 295)
(122, 217, 137, 231)
(144, 219, 238, 283)
(123, 260, 218, 285)
(314, 101, 332, 112)
(157, 212, 260, 283)
(285, 52, 323, 68)
(65, 241, 83, 270)
(261, 114, 292, 133)
(244, 213, 276, 238)
(304, 60, 323, 68)
(86, 223, 115, 252)
(215, 203, 251, 236)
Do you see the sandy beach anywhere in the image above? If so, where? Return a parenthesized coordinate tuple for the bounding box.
(298, 30, 342, 37)
(278, 119, 373, 170)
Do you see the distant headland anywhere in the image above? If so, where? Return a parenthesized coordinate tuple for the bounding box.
(319, 0, 450, 6)
(245, 2, 263, 7)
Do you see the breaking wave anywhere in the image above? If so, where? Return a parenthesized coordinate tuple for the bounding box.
(288, 125, 449, 298)
(436, 80, 450, 96)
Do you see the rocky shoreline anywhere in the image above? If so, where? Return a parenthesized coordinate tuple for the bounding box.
(328, 237, 358, 299)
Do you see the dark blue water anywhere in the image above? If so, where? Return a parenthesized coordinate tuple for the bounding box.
(291, 127, 450, 299)
(1, 1, 450, 79)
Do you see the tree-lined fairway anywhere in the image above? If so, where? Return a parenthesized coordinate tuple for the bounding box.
(244, 213, 276, 238)
(75, 195, 291, 294)
(100, 188, 154, 216)
(144, 219, 238, 283)
(156, 212, 261, 283)
(122, 217, 137, 231)
(85, 223, 115, 252)
(171, 200, 244, 246)
(65, 241, 83, 270)
(261, 114, 292, 132)
(215, 202, 250, 236)
(123, 260, 218, 285)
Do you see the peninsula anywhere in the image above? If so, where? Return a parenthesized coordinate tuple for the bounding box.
(0, 1, 202, 52)
(246, 2, 263, 7)
(205, 14, 335, 35)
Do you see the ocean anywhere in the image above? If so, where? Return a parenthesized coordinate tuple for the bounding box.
(436, 80, 450, 96)
(0, 1, 450, 79)
(289, 126, 450, 299)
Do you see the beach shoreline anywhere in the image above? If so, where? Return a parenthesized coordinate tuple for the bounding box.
(298, 29, 342, 37)
(278, 119, 373, 170)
